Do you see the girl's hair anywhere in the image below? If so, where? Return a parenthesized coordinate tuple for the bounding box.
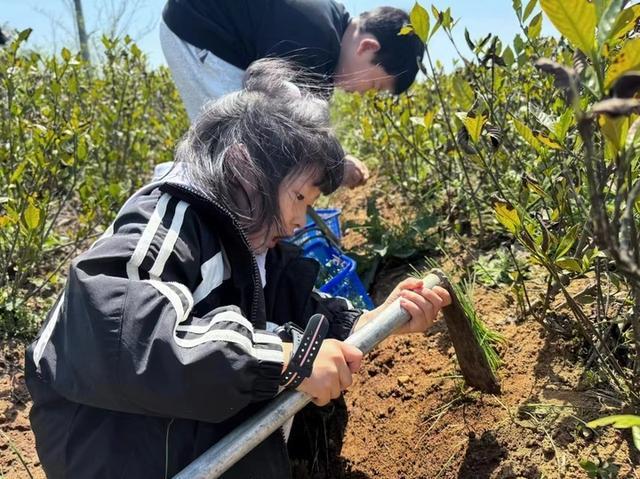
(176, 59, 344, 246)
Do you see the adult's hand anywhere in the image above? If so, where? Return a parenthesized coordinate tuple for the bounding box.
(342, 155, 370, 189)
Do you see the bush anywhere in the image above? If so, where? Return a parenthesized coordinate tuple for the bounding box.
(335, 1, 640, 407)
(0, 30, 188, 338)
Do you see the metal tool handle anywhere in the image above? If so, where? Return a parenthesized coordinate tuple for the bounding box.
(306, 206, 342, 250)
(173, 274, 442, 479)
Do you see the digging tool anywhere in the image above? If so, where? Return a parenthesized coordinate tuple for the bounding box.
(306, 206, 342, 250)
(173, 270, 500, 479)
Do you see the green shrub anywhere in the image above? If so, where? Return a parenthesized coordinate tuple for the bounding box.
(334, 1, 640, 407)
(0, 30, 188, 338)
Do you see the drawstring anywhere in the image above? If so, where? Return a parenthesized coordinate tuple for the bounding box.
(164, 418, 175, 479)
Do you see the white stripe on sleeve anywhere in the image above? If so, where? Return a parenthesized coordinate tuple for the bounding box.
(33, 293, 65, 368)
(126, 193, 172, 281)
(144, 280, 282, 364)
(192, 252, 224, 305)
(148, 200, 190, 280)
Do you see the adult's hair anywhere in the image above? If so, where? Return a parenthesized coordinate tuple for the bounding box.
(177, 59, 344, 248)
(358, 7, 425, 94)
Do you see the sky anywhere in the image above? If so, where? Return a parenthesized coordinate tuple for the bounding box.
(0, 0, 556, 69)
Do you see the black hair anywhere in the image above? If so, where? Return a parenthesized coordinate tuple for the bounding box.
(358, 7, 425, 94)
(176, 59, 344, 250)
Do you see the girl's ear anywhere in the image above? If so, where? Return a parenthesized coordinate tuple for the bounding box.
(356, 37, 381, 56)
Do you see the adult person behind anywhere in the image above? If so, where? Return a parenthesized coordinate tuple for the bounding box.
(160, 0, 425, 188)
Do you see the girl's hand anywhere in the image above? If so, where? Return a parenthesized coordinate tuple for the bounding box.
(295, 339, 362, 406)
(379, 278, 451, 335)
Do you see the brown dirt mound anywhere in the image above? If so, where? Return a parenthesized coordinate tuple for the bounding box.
(289, 275, 639, 478)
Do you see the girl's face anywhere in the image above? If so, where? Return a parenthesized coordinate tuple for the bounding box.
(248, 171, 321, 254)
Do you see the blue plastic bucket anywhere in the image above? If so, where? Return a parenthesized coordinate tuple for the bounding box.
(290, 209, 342, 246)
(300, 236, 374, 310)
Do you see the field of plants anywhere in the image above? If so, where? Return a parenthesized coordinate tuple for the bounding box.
(2, 0, 640, 477)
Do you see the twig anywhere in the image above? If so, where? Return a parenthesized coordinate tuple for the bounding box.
(0, 430, 34, 479)
(434, 440, 466, 479)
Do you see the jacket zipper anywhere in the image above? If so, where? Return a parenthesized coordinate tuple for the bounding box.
(164, 183, 290, 472)
(164, 183, 262, 324)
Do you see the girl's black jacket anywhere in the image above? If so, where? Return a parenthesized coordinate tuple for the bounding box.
(25, 174, 363, 478)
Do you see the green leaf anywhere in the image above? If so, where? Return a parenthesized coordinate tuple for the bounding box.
(361, 116, 373, 140)
(514, 34, 525, 54)
(527, 12, 543, 40)
(131, 43, 142, 59)
(17, 28, 33, 43)
(535, 217, 553, 253)
(502, 46, 515, 67)
(438, 7, 454, 30)
(627, 118, 640, 150)
(108, 183, 122, 197)
(410, 2, 430, 43)
(398, 25, 414, 36)
(452, 76, 474, 110)
(579, 460, 598, 477)
(599, 115, 629, 154)
(540, 0, 597, 55)
(463, 115, 487, 143)
(523, 0, 538, 21)
(10, 161, 27, 183)
(555, 257, 582, 272)
(513, 0, 523, 20)
(513, 118, 543, 152)
(5, 206, 19, 224)
(77, 138, 88, 161)
(464, 28, 475, 51)
(431, 5, 440, 20)
(523, 175, 547, 197)
(554, 109, 575, 142)
(605, 38, 640, 89)
(556, 224, 580, 258)
(594, 0, 609, 21)
(424, 110, 435, 129)
(597, 0, 625, 48)
(536, 132, 563, 149)
(494, 201, 521, 234)
(587, 414, 640, 429)
(610, 4, 640, 40)
(24, 201, 41, 231)
(61, 47, 71, 62)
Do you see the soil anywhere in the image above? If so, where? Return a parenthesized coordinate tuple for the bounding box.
(2, 181, 640, 478)
(0, 341, 44, 478)
(286, 269, 640, 478)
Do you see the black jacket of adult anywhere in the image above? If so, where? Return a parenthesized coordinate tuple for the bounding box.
(25, 172, 362, 478)
(162, 0, 351, 81)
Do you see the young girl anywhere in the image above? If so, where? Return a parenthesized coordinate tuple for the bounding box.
(26, 59, 450, 479)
